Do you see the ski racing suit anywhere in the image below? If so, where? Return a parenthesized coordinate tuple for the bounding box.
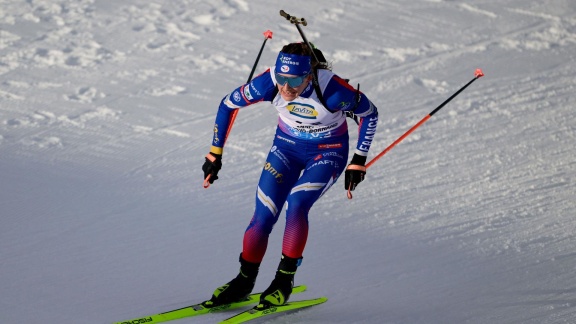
(209, 67, 379, 263)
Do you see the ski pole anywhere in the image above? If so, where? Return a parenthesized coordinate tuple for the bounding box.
(225, 30, 274, 144)
(204, 30, 273, 189)
(365, 68, 485, 170)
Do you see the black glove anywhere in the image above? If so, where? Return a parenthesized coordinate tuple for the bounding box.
(344, 154, 367, 191)
(202, 152, 222, 185)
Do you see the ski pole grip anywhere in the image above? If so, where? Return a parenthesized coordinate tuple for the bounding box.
(203, 174, 211, 188)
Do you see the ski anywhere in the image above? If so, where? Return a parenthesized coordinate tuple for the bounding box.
(113, 285, 307, 324)
(219, 296, 328, 323)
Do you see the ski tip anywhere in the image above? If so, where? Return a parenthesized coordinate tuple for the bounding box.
(474, 68, 485, 78)
(263, 30, 273, 39)
(293, 285, 307, 293)
(312, 296, 329, 304)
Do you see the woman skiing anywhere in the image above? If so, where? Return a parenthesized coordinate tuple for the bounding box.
(202, 42, 379, 307)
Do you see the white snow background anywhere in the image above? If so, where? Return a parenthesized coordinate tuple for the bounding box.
(1, 0, 575, 323)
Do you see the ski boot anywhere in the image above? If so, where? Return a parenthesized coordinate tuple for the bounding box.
(203, 254, 260, 307)
(259, 254, 302, 306)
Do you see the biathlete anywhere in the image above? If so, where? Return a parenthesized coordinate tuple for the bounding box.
(202, 42, 379, 307)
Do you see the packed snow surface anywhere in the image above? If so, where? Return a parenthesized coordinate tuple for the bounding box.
(1, 0, 575, 323)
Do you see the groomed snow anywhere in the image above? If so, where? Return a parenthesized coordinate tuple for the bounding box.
(1, 1, 575, 323)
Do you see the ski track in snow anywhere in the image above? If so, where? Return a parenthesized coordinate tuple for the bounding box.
(1, 1, 575, 323)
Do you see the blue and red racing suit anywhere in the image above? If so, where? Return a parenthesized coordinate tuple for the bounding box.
(210, 67, 379, 263)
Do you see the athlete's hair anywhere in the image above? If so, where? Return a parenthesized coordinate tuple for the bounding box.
(280, 43, 311, 55)
(280, 42, 326, 70)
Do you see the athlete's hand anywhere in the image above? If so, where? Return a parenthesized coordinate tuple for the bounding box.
(344, 154, 367, 193)
(202, 153, 222, 187)
(344, 165, 366, 191)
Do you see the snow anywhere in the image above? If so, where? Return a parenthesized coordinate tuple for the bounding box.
(1, 0, 575, 323)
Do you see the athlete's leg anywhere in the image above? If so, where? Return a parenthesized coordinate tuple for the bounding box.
(282, 149, 347, 259)
(242, 144, 303, 263)
(257, 147, 347, 306)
